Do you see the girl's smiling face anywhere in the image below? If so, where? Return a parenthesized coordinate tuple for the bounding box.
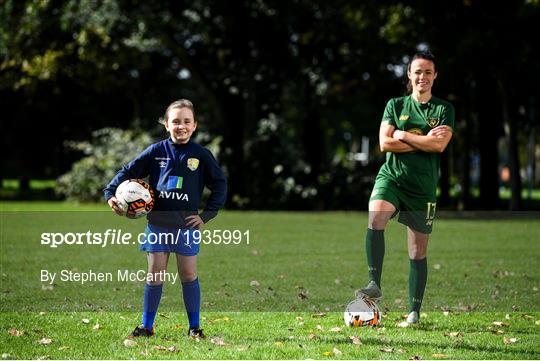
(165, 107, 197, 144)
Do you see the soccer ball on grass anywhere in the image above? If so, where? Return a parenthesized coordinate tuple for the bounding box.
(344, 297, 382, 327)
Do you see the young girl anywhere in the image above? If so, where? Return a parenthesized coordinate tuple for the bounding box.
(357, 51, 454, 324)
(104, 99, 227, 338)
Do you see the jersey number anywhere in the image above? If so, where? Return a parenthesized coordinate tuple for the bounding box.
(426, 202, 436, 225)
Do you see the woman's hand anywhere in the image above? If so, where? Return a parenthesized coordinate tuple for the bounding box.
(392, 129, 406, 141)
(428, 125, 451, 138)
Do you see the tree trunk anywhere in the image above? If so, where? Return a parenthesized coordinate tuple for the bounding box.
(497, 79, 522, 210)
(477, 74, 500, 209)
(438, 147, 450, 207)
(458, 104, 472, 210)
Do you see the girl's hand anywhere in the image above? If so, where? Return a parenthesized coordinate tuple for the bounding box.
(108, 197, 125, 216)
(185, 215, 204, 228)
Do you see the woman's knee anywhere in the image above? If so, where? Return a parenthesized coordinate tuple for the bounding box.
(368, 212, 392, 229)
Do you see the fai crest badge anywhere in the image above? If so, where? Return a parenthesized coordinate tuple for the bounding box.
(187, 158, 199, 171)
(428, 118, 440, 127)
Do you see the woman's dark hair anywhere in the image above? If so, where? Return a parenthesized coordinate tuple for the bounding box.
(406, 50, 437, 93)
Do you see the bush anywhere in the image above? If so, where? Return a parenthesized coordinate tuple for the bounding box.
(56, 128, 153, 201)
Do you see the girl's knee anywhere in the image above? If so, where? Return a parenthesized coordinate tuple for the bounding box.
(180, 270, 197, 282)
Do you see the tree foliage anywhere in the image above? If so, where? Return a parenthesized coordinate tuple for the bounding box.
(2, 0, 539, 209)
(56, 128, 153, 201)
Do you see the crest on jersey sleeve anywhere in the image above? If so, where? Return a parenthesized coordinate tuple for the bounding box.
(187, 158, 199, 171)
(428, 118, 440, 127)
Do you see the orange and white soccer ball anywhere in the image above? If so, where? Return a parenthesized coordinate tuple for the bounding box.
(344, 297, 382, 327)
(115, 179, 155, 219)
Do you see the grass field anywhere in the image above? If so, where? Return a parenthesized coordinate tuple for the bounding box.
(1, 202, 539, 359)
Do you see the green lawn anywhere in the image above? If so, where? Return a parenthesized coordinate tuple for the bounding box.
(1, 202, 539, 359)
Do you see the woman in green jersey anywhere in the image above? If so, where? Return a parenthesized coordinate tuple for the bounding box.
(357, 51, 454, 324)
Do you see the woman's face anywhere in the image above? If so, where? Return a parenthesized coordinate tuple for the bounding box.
(408, 58, 437, 94)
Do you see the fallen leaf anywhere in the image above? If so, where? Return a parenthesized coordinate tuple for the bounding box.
(397, 348, 406, 353)
(2, 354, 11, 360)
(159, 313, 171, 319)
(380, 347, 394, 353)
(93, 323, 100, 330)
(433, 263, 442, 270)
(493, 321, 509, 327)
(154, 345, 167, 351)
(503, 337, 517, 344)
(57, 346, 70, 351)
(250, 280, 260, 287)
(522, 314, 534, 320)
(432, 353, 448, 358)
(81, 318, 90, 324)
(330, 327, 342, 332)
(333, 347, 342, 356)
(409, 356, 422, 360)
(236, 345, 248, 351)
(491, 329, 504, 335)
(312, 312, 327, 318)
(444, 332, 462, 338)
(298, 291, 308, 300)
(8, 328, 23, 337)
(277, 274, 284, 279)
(334, 279, 341, 284)
(316, 325, 324, 331)
(322, 351, 332, 356)
(349, 335, 361, 345)
(394, 298, 403, 304)
(211, 337, 227, 346)
(38, 338, 52, 345)
(458, 304, 476, 311)
(295, 316, 303, 321)
(308, 333, 319, 340)
(141, 349, 149, 356)
(123, 339, 137, 347)
(443, 311, 450, 316)
(536, 320, 540, 326)
(505, 314, 511, 320)
(275, 341, 284, 347)
(39, 312, 46, 316)
(167, 346, 177, 352)
(398, 321, 409, 328)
